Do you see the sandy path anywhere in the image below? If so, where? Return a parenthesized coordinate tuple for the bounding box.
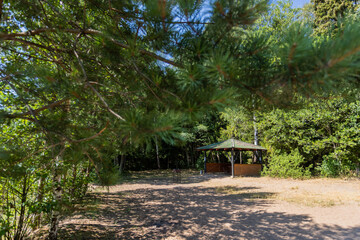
(57, 174, 360, 240)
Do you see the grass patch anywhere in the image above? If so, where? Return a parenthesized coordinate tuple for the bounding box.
(245, 192, 277, 199)
(216, 186, 350, 207)
(278, 194, 340, 207)
(216, 186, 244, 195)
(215, 186, 276, 199)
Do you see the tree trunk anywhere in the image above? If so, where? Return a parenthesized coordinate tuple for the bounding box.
(253, 112, 259, 162)
(49, 152, 64, 240)
(155, 137, 160, 169)
(185, 149, 191, 168)
(253, 112, 258, 145)
(119, 154, 125, 174)
(190, 145, 195, 167)
(191, 145, 196, 167)
(70, 164, 77, 200)
(5, 179, 10, 240)
(14, 176, 28, 240)
(81, 160, 92, 197)
(34, 175, 46, 228)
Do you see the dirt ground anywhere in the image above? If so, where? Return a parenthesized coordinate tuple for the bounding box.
(54, 172, 360, 240)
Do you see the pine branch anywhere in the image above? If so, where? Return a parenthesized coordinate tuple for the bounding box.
(0, 28, 99, 38)
(73, 49, 126, 121)
(15, 142, 64, 167)
(3, 37, 68, 52)
(86, 59, 140, 107)
(7, 99, 69, 118)
(131, 62, 164, 104)
(84, 151, 101, 178)
(233, 77, 273, 104)
(72, 121, 109, 143)
(109, 7, 213, 24)
(327, 45, 360, 68)
(3, 77, 47, 128)
(0, 28, 183, 67)
(1, 73, 74, 142)
(91, 146, 104, 163)
(13, 122, 109, 166)
(0, 46, 61, 64)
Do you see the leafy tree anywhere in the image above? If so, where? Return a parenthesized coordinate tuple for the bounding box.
(258, 96, 360, 177)
(219, 106, 254, 142)
(312, 0, 358, 34)
(300, 2, 315, 24)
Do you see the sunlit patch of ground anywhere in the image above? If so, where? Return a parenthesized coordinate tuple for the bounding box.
(33, 171, 360, 239)
(215, 183, 360, 207)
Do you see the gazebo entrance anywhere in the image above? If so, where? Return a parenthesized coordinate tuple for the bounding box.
(196, 138, 267, 177)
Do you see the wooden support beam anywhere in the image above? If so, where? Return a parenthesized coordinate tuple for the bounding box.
(231, 148, 234, 178)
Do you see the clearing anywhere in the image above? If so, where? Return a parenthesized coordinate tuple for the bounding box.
(37, 171, 360, 239)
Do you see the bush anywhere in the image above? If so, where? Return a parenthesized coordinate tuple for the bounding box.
(195, 156, 204, 170)
(262, 149, 312, 179)
(317, 155, 341, 177)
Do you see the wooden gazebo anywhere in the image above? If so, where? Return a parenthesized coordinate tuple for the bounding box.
(196, 138, 267, 177)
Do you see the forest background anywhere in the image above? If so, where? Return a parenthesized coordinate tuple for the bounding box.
(1, 0, 360, 239)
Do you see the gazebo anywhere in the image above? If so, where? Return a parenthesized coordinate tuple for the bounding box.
(196, 138, 267, 177)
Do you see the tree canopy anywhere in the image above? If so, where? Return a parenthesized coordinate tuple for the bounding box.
(312, 0, 359, 34)
(1, 0, 360, 239)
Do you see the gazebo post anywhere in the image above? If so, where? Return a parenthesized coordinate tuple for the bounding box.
(231, 148, 234, 178)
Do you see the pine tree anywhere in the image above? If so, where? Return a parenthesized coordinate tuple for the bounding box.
(0, 1, 268, 239)
(2, 1, 360, 239)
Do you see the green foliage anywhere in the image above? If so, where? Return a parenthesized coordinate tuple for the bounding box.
(2, 0, 360, 238)
(97, 167, 120, 187)
(312, 0, 358, 34)
(257, 0, 301, 34)
(195, 155, 205, 170)
(62, 164, 94, 202)
(258, 96, 360, 177)
(317, 155, 341, 177)
(262, 149, 312, 179)
(299, 3, 315, 24)
(219, 106, 254, 142)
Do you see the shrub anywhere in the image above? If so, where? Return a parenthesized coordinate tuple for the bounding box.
(317, 155, 341, 177)
(262, 149, 312, 179)
(195, 156, 204, 170)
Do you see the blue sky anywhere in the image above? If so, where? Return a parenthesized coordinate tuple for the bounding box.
(270, 0, 310, 8)
(292, 0, 311, 8)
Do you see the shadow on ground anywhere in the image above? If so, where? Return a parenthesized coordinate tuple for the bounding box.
(57, 184, 360, 240)
(117, 172, 230, 186)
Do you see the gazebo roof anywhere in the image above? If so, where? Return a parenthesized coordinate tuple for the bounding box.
(196, 138, 266, 151)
